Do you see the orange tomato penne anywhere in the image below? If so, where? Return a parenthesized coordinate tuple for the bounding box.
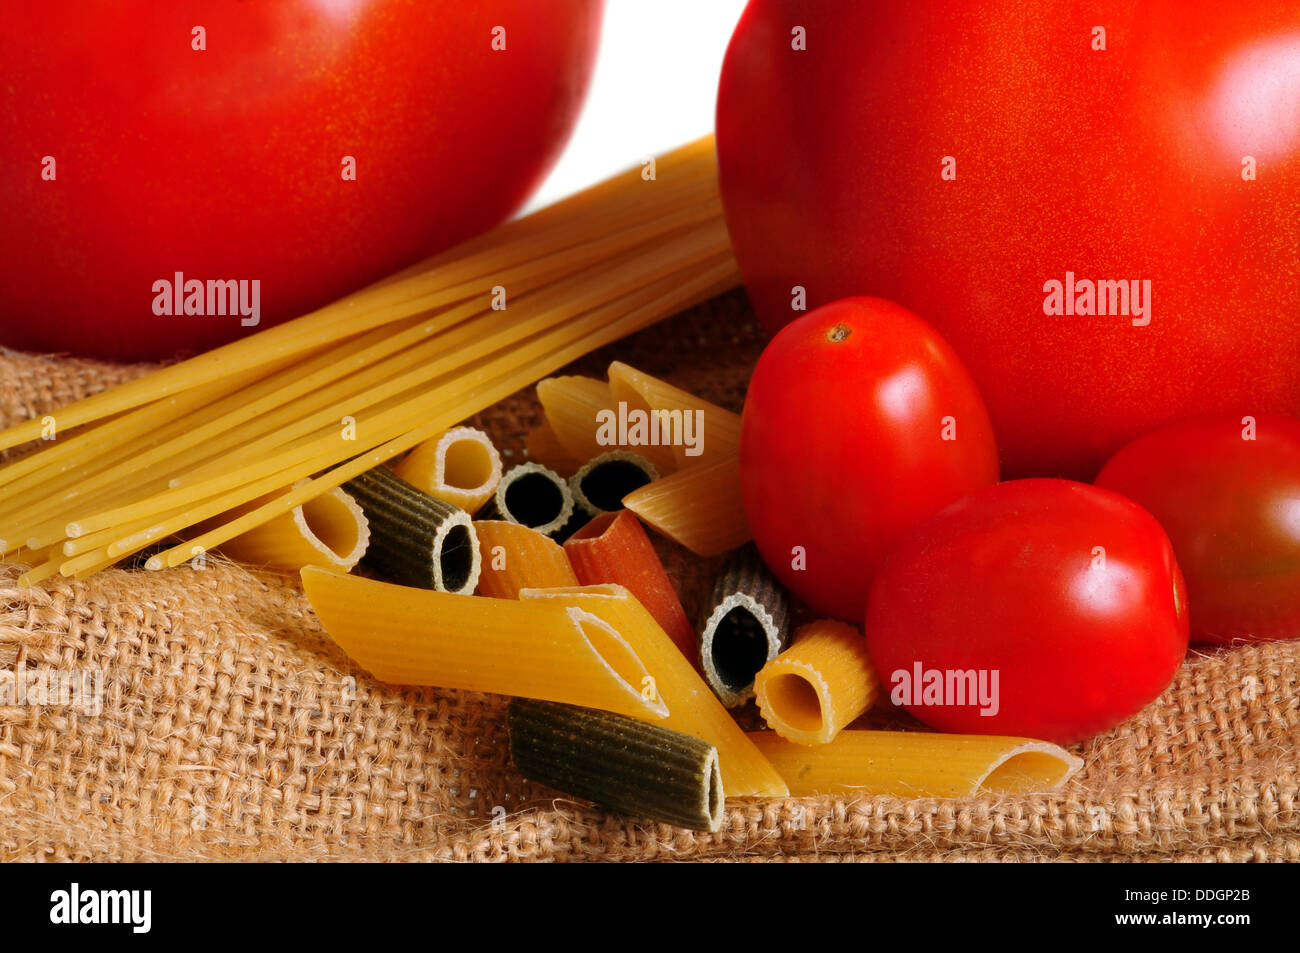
(564, 510, 695, 660)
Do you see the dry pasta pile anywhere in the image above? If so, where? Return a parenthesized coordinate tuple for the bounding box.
(0, 136, 733, 586)
(295, 362, 1082, 831)
(2, 143, 1085, 833)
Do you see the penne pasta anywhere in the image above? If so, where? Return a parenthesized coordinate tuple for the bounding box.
(698, 544, 790, 708)
(484, 462, 575, 538)
(563, 510, 696, 662)
(144, 252, 738, 573)
(606, 361, 740, 467)
(622, 453, 750, 557)
(473, 520, 580, 599)
(214, 484, 370, 572)
(344, 466, 481, 593)
(393, 427, 502, 515)
(748, 730, 1084, 798)
(535, 376, 618, 467)
(508, 698, 724, 833)
(300, 567, 668, 721)
(754, 619, 879, 745)
(568, 451, 659, 516)
(520, 584, 789, 798)
(523, 421, 584, 475)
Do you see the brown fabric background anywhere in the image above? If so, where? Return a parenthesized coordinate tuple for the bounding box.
(2, 291, 1298, 862)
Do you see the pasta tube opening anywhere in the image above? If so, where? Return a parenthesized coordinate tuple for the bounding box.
(297, 488, 370, 569)
(699, 545, 790, 707)
(436, 522, 478, 594)
(492, 463, 574, 537)
(567, 607, 669, 719)
(442, 434, 498, 493)
(394, 427, 503, 515)
(708, 604, 777, 697)
(980, 747, 1082, 794)
(570, 451, 659, 515)
(762, 672, 824, 734)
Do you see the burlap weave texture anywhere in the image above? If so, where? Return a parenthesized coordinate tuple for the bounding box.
(2, 292, 1297, 861)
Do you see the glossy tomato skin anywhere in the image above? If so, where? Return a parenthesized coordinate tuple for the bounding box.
(865, 480, 1189, 743)
(717, 1, 1300, 478)
(739, 297, 999, 622)
(0, 1, 601, 361)
(1095, 414, 1300, 644)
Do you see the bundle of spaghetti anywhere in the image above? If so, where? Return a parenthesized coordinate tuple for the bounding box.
(0, 136, 741, 586)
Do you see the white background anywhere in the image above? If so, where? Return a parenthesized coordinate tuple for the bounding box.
(524, 0, 750, 211)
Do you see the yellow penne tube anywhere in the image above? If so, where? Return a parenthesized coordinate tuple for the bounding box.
(622, 454, 750, 557)
(754, 619, 879, 745)
(300, 567, 668, 721)
(520, 584, 789, 798)
(393, 427, 502, 515)
(215, 486, 370, 571)
(535, 376, 623, 466)
(473, 520, 580, 599)
(607, 361, 739, 467)
(748, 731, 1083, 798)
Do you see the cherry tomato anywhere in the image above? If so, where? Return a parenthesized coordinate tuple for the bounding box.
(739, 297, 999, 622)
(0, 1, 601, 361)
(865, 479, 1189, 743)
(1095, 413, 1300, 644)
(717, 1, 1300, 478)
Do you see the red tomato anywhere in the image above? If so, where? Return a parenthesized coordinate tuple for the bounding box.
(717, 1, 1300, 478)
(739, 297, 999, 622)
(1095, 414, 1300, 645)
(0, 1, 601, 361)
(865, 479, 1189, 743)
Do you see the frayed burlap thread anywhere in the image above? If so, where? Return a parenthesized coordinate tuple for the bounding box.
(2, 292, 1298, 862)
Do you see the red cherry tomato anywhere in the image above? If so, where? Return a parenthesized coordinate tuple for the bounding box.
(865, 479, 1189, 744)
(739, 297, 999, 622)
(1095, 413, 1300, 645)
(717, 1, 1300, 478)
(0, 1, 601, 361)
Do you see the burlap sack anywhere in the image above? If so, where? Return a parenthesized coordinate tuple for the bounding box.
(2, 291, 1297, 862)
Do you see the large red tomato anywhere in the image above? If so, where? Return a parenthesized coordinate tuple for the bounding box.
(739, 297, 999, 622)
(865, 480, 1189, 744)
(1095, 413, 1300, 644)
(0, 1, 601, 361)
(717, 1, 1300, 478)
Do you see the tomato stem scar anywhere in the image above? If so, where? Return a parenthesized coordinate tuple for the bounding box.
(827, 323, 852, 343)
